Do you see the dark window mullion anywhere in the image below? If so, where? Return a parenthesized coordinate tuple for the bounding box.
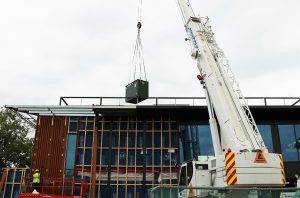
(271, 124, 281, 154)
(293, 125, 300, 161)
(142, 120, 147, 198)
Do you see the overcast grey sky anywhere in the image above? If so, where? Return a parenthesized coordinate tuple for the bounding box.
(0, 0, 299, 106)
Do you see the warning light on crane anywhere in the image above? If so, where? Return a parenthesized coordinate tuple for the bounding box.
(197, 74, 203, 81)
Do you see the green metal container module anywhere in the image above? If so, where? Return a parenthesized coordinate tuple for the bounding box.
(125, 79, 149, 104)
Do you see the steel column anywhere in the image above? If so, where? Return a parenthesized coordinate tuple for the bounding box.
(91, 116, 99, 198)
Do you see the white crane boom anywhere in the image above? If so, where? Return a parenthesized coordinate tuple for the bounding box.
(177, 0, 265, 152)
(176, 0, 285, 190)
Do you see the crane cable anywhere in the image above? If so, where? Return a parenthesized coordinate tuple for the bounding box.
(138, 0, 142, 22)
(130, 0, 147, 83)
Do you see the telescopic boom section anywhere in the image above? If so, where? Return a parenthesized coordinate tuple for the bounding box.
(177, 0, 265, 152)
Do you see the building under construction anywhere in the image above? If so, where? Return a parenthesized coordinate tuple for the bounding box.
(0, 96, 299, 197)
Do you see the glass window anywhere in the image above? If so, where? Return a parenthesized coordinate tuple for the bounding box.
(97, 121, 102, 130)
(257, 125, 273, 151)
(179, 125, 213, 161)
(179, 138, 184, 163)
(112, 122, 119, 130)
(119, 132, 127, 147)
(146, 122, 152, 130)
(146, 150, 152, 165)
(128, 150, 135, 166)
(154, 122, 161, 130)
(136, 186, 143, 198)
(15, 170, 22, 183)
(128, 132, 135, 147)
(162, 132, 169, 147)
(278, 125, 299, 161)
(171, 132, 177, 147)
(100, 186, 108, 198)
(194, 126, 201, 156)
(83, 167, 92, 181)
(96, 149, 101, 165)
(78, 132, 85, 147)
(77, 149, 84, 165)
(198, 125, 214, 156)
(136, 149, 144, 166)
(102, 149, 109, 165)
(296, 124, 300, 158)
(171, 122, 177, 130)
(66, 134, 77, 169)
(119, 150, 126, 165)
(111, 133, 118, 147)
(69, 122, 78, 132)
(7, 170, 14, 182)
(154, 133, 161, 147)
(12, 185, 20, 197)
(162, 150, 170, 165)
(146, 132, 152, 148)
(154, 172, 160, 184)
(70, 117, 79, 121)
(104, 122, 111, 130)
(128, 122, 136, 130)
(102, 132, 110, 148)
(79, 122, 86, 130)
(137, 122, 144, 130)
(65, 169, 74, 178)
(86, 122, 94, 130)
(154, 150, 161, 166)
(118, 186, 126, 198)
(111, 150, 119, 165)
(171, 152, 177, 165)
(127, 186, 134, 198)
(85, 132, 93, 147)
(137, 133, 143, 148)
(188, 126, 199, 157)
(162, 122, 169, 130)
(97, 132, 102, 147)
(5, 184, 12, 198)
(120, 122, 127, 130)
(84, 149, 92, 165)
(295, 124, 300, 139)
(87, 116, 94, 121)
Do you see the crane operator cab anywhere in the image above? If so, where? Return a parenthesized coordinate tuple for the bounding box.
(178, 157, 215, 198)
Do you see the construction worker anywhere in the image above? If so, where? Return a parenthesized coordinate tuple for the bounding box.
(32, 169, 40, 192)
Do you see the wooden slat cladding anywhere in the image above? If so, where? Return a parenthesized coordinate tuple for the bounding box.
(31, 116, 68, 178)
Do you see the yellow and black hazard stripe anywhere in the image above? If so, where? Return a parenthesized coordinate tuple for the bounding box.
(225, 149, 237, 186)
(279, 154, 286, 185)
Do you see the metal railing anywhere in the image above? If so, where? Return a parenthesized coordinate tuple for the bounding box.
(20, 177, 88, 197)
(149, 186, 300, 198)
(59, 96, 300, 107)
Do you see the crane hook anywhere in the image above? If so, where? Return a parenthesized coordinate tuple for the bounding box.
(137, 22, 142, 30)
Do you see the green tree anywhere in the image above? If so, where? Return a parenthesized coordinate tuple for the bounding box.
(0, 108, 33, 169)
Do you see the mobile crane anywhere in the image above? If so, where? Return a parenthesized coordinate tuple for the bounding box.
(176, 0, 285, 194)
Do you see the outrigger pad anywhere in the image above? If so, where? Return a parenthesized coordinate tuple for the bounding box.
(125, 79, 149, 104)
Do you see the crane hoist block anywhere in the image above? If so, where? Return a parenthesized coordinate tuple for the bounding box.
(125, 79, 149, 104)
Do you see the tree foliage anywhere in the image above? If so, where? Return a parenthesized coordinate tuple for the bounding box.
(0, 108, 33, 169)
